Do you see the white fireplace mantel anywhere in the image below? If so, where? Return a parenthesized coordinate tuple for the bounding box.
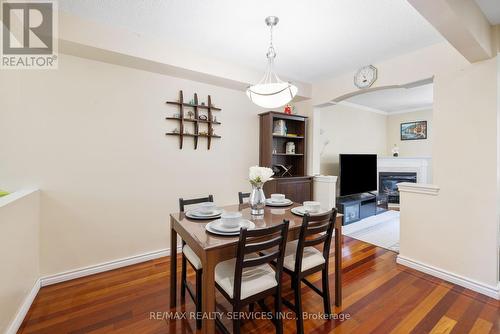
(377, 157, 432, 184)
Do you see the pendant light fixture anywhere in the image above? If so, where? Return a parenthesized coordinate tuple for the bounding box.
(246, 16, 298, 108)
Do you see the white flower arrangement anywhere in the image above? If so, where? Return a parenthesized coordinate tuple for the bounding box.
(249, 166, 274, 186)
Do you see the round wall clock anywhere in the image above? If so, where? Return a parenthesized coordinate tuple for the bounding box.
(354, 65, 377, 89)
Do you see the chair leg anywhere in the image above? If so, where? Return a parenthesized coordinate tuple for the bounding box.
(294, 278, 304, 334)
(274, 290, 283, 334)
(248, 302, 255, 313)
(322, 268, 332, 316)
(180, 254, 187, 298)
(233, 306, 241, 334)
(195, 269, 202, 330)
(180, 240, 187, 299)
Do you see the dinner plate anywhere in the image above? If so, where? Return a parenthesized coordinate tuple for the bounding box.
(185, 208, 223, 220)
(265, 198, 293, 207)
(291, 206, 328, 217)
(206, 219, 255, 235)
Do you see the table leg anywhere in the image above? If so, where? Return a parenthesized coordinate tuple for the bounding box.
(335, 223, 342, 307)
(201, 251, 217, 334)
(170, 219, 177, 308)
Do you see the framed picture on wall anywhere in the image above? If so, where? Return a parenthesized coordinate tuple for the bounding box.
(400, 121, 427, 140)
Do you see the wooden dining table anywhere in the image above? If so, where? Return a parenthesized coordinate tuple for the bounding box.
(169, 202, 343, 334)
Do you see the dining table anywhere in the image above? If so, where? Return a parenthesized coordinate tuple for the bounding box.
(169, 202, 343, 334)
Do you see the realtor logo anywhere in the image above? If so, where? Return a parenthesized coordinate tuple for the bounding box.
(1, 0, 58, 69)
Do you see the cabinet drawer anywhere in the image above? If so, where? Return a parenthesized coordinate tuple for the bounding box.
(264, 177, 313, 203)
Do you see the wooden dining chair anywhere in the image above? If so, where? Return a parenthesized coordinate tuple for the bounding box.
(214, 221, 289, 334)
(178, 194, 214, 329)
(238, 191, 250, 204)
(281, 209, 338, 334)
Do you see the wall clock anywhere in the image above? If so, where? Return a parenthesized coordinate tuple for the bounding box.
(354, 65, 377, 89)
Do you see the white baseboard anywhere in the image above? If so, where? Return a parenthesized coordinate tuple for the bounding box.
(397, 255, 500, 300)
(6, 246, 182, 333)
(6, 278, 41, 334)
(40, 246, 181, 287)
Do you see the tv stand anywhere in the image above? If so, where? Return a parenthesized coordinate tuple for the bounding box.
(336, 193, 388, 225)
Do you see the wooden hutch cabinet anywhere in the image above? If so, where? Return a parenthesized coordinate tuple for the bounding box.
(259, 111, 313, 202)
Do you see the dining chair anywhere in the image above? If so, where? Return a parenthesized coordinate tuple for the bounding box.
(281, 209, 337, 334)
(214, 220, 290, 334)
(178, 194, 214, 329)
(238, 191, 250, 204)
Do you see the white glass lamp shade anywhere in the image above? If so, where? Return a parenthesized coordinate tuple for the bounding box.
(246, 82, 298, 109)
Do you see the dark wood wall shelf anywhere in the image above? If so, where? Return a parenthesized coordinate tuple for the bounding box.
(166, 133, 221, 139)
(166, 101, 222, 111)
(165, 90, 221, 150)
(165, 117, 221, 125)
(259, 111, 313, 202)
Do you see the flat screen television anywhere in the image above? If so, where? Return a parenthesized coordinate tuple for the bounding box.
(339, 154, 377, 196)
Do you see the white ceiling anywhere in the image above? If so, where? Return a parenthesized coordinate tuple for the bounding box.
(59, 0, 443, 83)
(475, 0, 500, 25)
(343, 83, 433, 114)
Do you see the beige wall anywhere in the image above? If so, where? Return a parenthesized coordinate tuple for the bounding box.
(399, 58, 498, 294)
(0, 54, 263, 276)
(319, 104, 387, 175)
(0, 190, 39, 333)
(312, 42, 499, 292)
(386, 109, 433, 157)
(421, 57, 498, 287)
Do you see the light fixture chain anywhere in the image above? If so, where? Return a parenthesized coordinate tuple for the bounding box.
(266, 23, 276, 60)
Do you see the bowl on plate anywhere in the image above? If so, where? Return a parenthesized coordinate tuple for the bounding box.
(303, 201, 321, 213)
(270, 193, 286, 202)
(197, 202, 216, 214)
(221, 211, 242, 228)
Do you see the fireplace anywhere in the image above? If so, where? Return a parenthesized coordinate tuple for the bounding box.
(379, 172, 417, 203)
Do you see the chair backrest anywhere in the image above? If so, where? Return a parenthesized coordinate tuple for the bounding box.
(238, 192, 250, 204)
(294, 208, 337, 273)
(178, 195, 214, 212)
(233, 220, 289, 301)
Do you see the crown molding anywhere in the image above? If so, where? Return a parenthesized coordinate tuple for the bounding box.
(387, 105, 433, 115)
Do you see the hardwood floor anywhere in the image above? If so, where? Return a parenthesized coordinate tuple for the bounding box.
(19, 236, 499, 334)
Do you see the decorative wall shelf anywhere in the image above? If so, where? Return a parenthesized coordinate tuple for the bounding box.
(165, 90, 221, 150)
(165, 117, 221, 125)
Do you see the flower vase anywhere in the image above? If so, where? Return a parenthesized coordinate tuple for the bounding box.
(249, 183, 266, 216)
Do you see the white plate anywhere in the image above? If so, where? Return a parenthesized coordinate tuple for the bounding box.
(185, 208, 223, 220)
(206, 219, 255, 235)
(265, 199, 293, 207)
(291, 206, 328, 217)
(209, 219, 254, 233)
